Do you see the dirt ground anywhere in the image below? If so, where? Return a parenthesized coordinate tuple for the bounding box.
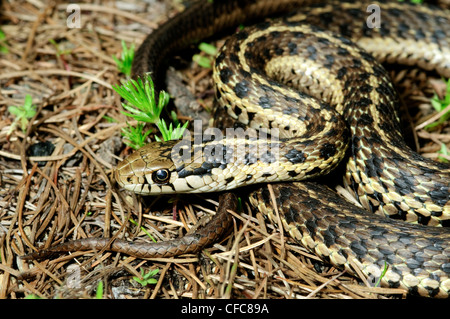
(0, 0, 449, 299)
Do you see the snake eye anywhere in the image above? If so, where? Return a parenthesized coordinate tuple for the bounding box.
(152, 169, 171, 184)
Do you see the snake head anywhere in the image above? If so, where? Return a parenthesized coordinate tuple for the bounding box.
(115, 138, 231, 194)
(115, 141, 181, 195)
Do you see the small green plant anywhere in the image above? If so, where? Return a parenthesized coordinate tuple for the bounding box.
(113, 40, 135, 76)
(438, 143, 449, 163)
(133, 268, 159, 287)
(373, 261, 388, 288)
(155, 118, 189, 142)
(398, 0, 423, 3)
(128, 217, 157, 242)
(49, 39, 72, 70)
(193, 42, 218, 68)
(8, 94, 37, 135)
(24, 294, 42, 299)
(0, 28, 8, 53)
(102, 115, 117, 123)
(425, 78, 450, 130)
(121, 122, 153, 149)
(95, 280, 104, 299)
(49, 39, 72, 57)
(113, 74, 169, 124)
(113, 73, 188, 148)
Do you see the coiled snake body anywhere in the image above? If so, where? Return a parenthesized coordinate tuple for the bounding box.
(25, 0, 450, 298)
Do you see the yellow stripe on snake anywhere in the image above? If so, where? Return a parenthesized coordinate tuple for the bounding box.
(26, 0, 450, 298)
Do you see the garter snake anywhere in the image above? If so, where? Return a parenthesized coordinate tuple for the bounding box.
(24, 0, 450, 298)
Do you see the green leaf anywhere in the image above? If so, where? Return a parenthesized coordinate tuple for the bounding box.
(96, 281, 104, 299)
(113, 40, 135, 76)
(102, 115, 117, 123)
(113, 74, 169, 124)
(49, 39, 72, 56)
(374, 262, 388, 287)
(8, 105, 21, 117)
(114, 73, 189, 147)
(425, 78, 450, 131)
(25, 294, 42, 299)
(128, 217, 157, 242)
(7, 94, 37, 133)
(156, 118, 188, 142)
(431, 95, 443, 112)
(133, 268, 159, 287)
(198, 42, 218, 56)
(438, 144, 449, 163)
(0, 28, 9, 53)
(193, 42, 218, 68)
(121, 122, 152, 149)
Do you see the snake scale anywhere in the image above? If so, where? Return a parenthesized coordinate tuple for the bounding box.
(23, 0, 450, 298)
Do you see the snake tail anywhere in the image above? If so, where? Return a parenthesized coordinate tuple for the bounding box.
(21, 193, 236, 260)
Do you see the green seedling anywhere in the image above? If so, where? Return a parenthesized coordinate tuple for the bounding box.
(155, 118, 189, 142)
(96, 281, 104, 299)
(0, 28, 8, 53)
(113, 73, 188, 148)
(121, 122, 152, 149)
(398, 0, 423, 3)
(133, 268, 159, 287)
(128, 217, 157, 243)
(113, 74, 169, 124)
(425, 78, 450, 130)
(373, 261, 388, 288)
(8, 94, 37, 135)
(49, 39, 72, 57)
(437, 143, 449, 163)
(113, 40, 135, 76)
(193, 42, 218, 68)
